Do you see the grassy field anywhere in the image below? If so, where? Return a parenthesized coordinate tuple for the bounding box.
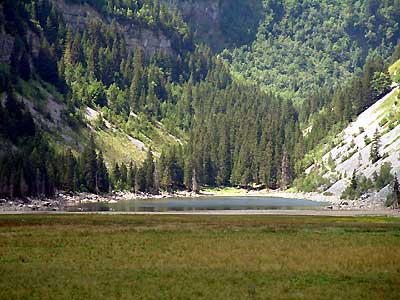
(1, 215, 400, 300)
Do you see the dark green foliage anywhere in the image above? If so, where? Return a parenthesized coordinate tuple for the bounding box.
(127, 161, 136, 191)
(0, 131, 63, 199)
(229, 0, 400, 103)
(392, 176, 400, 207)
(0, 88, 35, 143)
(370, 129, 381, 163)
(371, 72, 392, 99)
(340, 171, 374, 200)
(142, 148, 158, 194)
(159, 146, 184, 191)
(62, 149, 78, 192)
(96, 151, 109, 193)
(218, 0, 263, 49)
(373, 162, 394, 191)
(82, 136, 98, 193)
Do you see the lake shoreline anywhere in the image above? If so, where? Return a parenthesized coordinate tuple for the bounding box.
(0, 188, 394, 212)
(203, 188, 392, 210)
(1, 209, 399, 217)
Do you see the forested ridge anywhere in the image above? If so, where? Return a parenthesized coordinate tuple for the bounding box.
(0, 0, 399, 199)
(228, 0, 400, 105)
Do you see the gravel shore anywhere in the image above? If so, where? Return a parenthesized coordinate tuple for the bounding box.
(0, 189, 396, 214)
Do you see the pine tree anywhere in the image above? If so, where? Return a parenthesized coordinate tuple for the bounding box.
(120, 162, 128, 190)
(192, 168, 199, 193)
(19, 167, 28, 197)
(64, 149, 76, 192)
(82, 136, 97, 193)
(280, 148, 292, 189)
(112, 162, 121, 190)
(129, 48, 144, 112)
(96, 151, 109, 193)
(370, 129, 381, 163)
(143, 148, 156, 194)
(392, 175, 399, 209)
(350, 170, 357, 191)
(135, 166, 146, 193)
(127, 161, 136, 191)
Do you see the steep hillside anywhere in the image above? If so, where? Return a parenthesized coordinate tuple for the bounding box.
(301, 59, 400, 208)
(227, 0, 400, 103)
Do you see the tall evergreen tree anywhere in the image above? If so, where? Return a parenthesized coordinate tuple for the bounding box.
(392, 175, 400, 209)
(96, 151, 109, 193)
(370, 129, 381, 163)
(280, 148, 292, 189)
(82, 135, 97, 193)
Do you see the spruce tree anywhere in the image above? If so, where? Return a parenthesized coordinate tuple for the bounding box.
(350, 170, 358, 191)
(129, 49, 144, 112)
(96, 151, 109, 193)
(64, 149, 76, 192)
(192, 168, 199, 193)
(82, 136, 97, 193)
(280, 148, 292, 189)
(369, 129, 381, 163)
(112, 163, 121, 190)
(127, 161, 136, 191)
(135, 165, 146, 193)
(392, 175, 400, 208)
(120, 162, 128, 190)
(143, 148, 156, 194)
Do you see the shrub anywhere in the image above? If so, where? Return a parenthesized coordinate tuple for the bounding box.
(364, 135, 372, 146)
(379, 118, 388, 127)
(373, 162, 394, 190)
(294, 170, 330, 192)
(341, 172, 373, 200)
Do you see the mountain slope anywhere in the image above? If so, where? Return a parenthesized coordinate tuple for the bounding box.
(227, 0, 400, 103)
(1, 0, 400, 200)
(302, 59, 400, 207)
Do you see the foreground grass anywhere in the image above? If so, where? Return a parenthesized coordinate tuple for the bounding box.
(0, 215, 400, 299)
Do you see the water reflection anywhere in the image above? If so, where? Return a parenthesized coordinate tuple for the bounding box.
(69, 196, 329, 212)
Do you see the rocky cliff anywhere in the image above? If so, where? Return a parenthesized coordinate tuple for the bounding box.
(51, 0, 262, 55)
(51, 0, 174, 56)
(304, 60, 400, 206)
(165, 0, 263, 51)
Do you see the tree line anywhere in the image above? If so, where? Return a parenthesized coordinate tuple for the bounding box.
(1, 0, 399, 199)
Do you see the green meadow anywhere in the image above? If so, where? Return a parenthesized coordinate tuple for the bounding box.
(0, 215, 400, 299)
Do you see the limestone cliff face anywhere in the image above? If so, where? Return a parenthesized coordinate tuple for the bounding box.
(0, 31, 14, 64)
(165, 0, 223, 50)
(51, 0, 261, 55)
(165, 0, 262, 52)
(51, 0, 173, 56)
(0, 4, 14, 65)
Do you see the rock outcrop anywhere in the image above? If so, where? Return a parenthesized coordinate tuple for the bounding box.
(0, 31, 14, 64)
(51, 0, 173, 56)
(305, 82, 400, 202)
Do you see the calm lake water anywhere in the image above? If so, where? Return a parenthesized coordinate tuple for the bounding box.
(72, 196, 329, 212)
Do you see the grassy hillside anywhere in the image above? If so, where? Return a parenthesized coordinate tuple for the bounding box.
(14, 78, 181, 166)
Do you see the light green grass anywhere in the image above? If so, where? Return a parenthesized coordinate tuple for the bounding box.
(96, 129, 146, 165)
(0, 215, 399, 300)
(201, 186, 249, 195)
(389, 59, 400, 77)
